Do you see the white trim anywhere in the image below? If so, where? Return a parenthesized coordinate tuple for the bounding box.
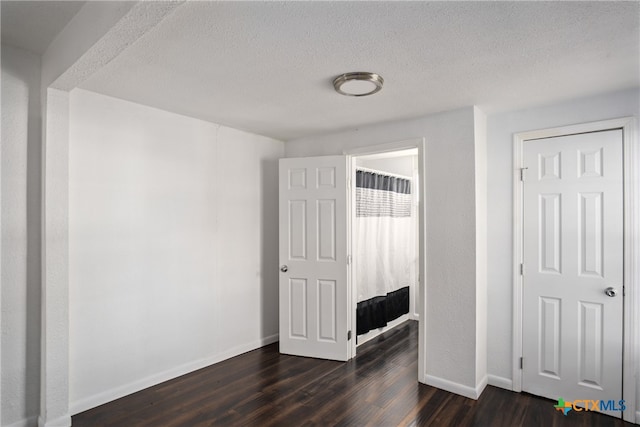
(424, 374, 488, 400)
(37, 414, 71, 427)
(477, 375, 488, 398)
(622, 117, 639, 425)
(636, 411, 640, 424)
(487, 374, 513, 390)
(344, 139, 424, 156)
(512, 117, 638, 424)
(6, 416, 38, 427)
(347, 155, 356, 361)
(512, 130, 524, 393)
(70, 333, 279, 415)
(344, 138, 427, 382)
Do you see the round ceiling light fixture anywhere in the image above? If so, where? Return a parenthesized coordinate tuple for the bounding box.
(333, 72, 384, 97)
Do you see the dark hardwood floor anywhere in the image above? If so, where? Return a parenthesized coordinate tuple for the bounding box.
(73, 321, 632, 426)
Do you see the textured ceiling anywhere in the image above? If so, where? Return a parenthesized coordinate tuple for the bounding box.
(1, 1, 85, 55)
(7, 1, 639, 141)
(77, 1, 639, 141)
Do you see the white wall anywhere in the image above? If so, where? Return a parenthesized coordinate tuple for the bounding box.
(1, 44, 42, 427)
(486, 88, 640, 387)
(356, 155, 415, 177)
(68, 89, 283, 413)
(287, 108, 486, 393)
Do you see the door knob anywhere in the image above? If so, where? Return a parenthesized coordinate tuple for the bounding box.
(604, 287, 618, 297)
(280, 265, 288, 273)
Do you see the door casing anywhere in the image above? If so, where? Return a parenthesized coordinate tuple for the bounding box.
(512, 117, 639, 423)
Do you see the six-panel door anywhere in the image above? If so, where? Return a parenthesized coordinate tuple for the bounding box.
(522, 130, 623, 417)
(278, 156, 350, 361)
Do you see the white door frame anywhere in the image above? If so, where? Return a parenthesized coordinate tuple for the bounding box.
(344, 138, 427, 380)
(512, 117, 639, 423)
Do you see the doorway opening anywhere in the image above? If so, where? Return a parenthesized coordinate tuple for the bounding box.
(277, 138, 426, 377)
(346, 139, 425, 369)
(351, 149, 419, 349)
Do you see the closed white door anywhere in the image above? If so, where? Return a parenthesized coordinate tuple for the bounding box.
(522, 130, 624, 417)
(278, 156, 350, 361)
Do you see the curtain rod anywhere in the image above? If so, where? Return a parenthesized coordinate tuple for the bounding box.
(356, 166, 412, 181)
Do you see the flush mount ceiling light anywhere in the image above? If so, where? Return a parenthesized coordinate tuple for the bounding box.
(333, 72, 384, 97)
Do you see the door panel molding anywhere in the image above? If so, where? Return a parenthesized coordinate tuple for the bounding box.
(512, 117, 638, 423)
(279, 156, 349, 361)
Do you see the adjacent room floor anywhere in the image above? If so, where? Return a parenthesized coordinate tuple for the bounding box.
(73, 321, 632, 426)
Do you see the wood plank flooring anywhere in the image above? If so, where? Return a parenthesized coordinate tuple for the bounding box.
(73, 321, 632, 426)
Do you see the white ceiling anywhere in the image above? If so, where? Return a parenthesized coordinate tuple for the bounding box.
(5, 1, 640, 141)
(1, 1, 85, 55)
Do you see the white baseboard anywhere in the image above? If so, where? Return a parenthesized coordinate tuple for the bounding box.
(635, 410, 640, 425)
(7, 416, 38, 427)
(70, 333, 279, 415)
(487, 374, 513, 390)
(476, 375, 488, 398)
(423, 374, 487, 400)
(37, 414, 71, 427)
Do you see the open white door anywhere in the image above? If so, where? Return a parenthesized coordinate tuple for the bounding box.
(278, 156, 350, 361)
(522, 130, 624, 417)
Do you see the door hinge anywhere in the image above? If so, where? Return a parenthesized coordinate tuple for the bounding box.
(347, 330, 352, 341)
(520, 167, 528, 181)
(520, 357, 523, 369)
(347, 255, 352, 265)
(520, 263, 524, 276)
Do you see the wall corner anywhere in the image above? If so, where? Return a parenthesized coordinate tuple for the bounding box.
(473, 106, 489, 389)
